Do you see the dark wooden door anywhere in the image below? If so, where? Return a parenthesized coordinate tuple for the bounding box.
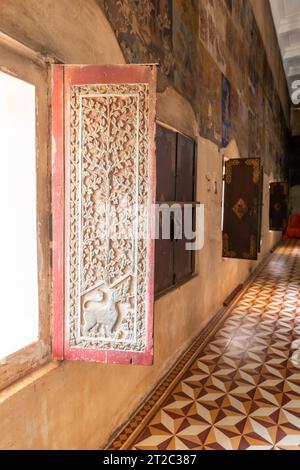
(174, 134, 196, 282)
(155, 211, 174, 293)
(155, 125, 176, 294)
(257, 167, 264, 253)
(156, 124, 176, 202)
(269, 182, 288, 231)
(223, 158, 261, 260)
(174, 208, 195, 284)
(155, 127, 197, 294)
(176, 133, 195, 202)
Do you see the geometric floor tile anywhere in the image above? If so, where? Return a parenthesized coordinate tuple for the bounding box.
(110, 240, 300, 450)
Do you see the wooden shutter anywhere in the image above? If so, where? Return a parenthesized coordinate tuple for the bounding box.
(52, 64, 157, 365)
(155, 125, 176, 294)
(223, 158, 261, 260)
(154, 211, 174, 294)
(156, 124, 176, 202)
(269, 182, 288, 231)
(174, 134, 196, 282)
(257, 168, 264, 253)
(174, 209, 195, 284)
(176, 133, 195, 202)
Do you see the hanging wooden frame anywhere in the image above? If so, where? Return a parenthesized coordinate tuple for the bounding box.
(52, 64, 157, 364)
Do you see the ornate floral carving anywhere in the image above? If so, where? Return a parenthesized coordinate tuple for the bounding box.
(68, 83, 150, 352)
(245, 158, 260, 184)
(225, 159, 240, 184)
(222, 233, 237, 258)
(232, 198, 248, 220)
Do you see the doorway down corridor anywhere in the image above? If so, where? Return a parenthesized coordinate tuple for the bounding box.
(111, 241, 300, 451)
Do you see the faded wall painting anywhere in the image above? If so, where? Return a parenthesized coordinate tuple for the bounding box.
(98, 0, 288, 177)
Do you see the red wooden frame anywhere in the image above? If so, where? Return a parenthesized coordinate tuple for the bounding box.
(52, 64, 157, 364)
(52, 65, 64, 360)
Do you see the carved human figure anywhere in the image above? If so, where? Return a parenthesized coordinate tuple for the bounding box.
(82, 283, 119, 337)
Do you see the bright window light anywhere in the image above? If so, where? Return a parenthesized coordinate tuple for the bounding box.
(0, 71, 38, 360)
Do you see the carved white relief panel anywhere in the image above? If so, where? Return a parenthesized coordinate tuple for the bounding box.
(67, 83, 151, 353)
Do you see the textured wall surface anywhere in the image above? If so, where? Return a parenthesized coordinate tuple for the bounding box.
(98, 0, 289, 177)
(0, 0, 290, 449)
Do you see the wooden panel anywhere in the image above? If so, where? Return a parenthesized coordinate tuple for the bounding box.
(269, 182, 288, 231)
(176, 133, 195, 202)
(223, 158, 261, 260)
(156, 124, 176, 202)
(155, 124, 176, 294)
(257, 168, 264, 253)
(52, 64, 157, 365)
(174, 208, 195, 283)
(52, 64, 64, 360)
(154, 213, 174, 294)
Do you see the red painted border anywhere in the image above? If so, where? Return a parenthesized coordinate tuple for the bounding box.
(145, 65, 157, 366)
(61, 65, 157, 365)
(52, 65, 64, 360)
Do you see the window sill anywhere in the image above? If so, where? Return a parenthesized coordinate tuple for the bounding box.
(0, 274, 197, 400)
(0, 360, 61, 403)
(155, 273, 198, 301)
(0, 340, 51, 393)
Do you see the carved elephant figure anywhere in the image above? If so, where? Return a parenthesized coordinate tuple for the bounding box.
(82, 283, 119, 337)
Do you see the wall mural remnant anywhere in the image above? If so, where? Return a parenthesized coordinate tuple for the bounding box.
(98, 0, 288, 177)
(97, 0, 174, 86)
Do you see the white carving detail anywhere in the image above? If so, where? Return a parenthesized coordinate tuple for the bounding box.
(82, 283, 119, 337)
(68, 83, 150, 352)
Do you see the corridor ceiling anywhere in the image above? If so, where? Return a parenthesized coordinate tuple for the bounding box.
(270, 0, 300, 98)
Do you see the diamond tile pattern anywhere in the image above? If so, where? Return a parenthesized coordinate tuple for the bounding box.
(124, 241, 300, 450)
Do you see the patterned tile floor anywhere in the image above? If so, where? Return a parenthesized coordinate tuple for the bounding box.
(113, 240, 300, 450)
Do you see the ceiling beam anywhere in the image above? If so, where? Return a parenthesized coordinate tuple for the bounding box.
(279, 13, 300, 35)
(284, 44, 300, 61)
(287, 64, 300, 77)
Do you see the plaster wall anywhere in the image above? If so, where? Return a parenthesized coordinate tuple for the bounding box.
(0, 0, 285, 449)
